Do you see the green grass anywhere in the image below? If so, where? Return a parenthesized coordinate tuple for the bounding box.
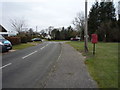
(67, 41, 118, 88)
(13, 42, 41, 50)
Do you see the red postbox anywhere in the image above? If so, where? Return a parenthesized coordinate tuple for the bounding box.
(91, 34, 98, 55)
(91, 34, 98, 43)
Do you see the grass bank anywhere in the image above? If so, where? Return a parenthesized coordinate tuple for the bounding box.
(67, 41, 118, 88)
(13, 41, 41, 50)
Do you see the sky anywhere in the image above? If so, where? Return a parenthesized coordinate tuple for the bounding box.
(0, 0, 119, 33)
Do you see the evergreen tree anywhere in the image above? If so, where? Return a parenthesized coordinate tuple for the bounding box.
(99, 1, 116, 22)
(50, 26, 78, 40)
(88, 1, 99, 38)
(98, 1, 116, 41)
(88, 0, 117, 41)
(60, 27, 65, 40)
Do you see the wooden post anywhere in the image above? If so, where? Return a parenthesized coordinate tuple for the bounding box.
(93, 43, 95, 55)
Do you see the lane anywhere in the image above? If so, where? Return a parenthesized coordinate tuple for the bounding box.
(2, 42, 61, 88)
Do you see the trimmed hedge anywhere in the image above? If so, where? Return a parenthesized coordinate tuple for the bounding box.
(5, 36, 21, 45)
(5, 35, 41, 45)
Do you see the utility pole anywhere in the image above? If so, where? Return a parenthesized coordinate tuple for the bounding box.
(84, 0, 89, 52)
(118, 1, 120, 20)
(36, 26, 38, 33)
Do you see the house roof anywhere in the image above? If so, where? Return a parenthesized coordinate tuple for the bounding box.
(0, 25, 7, 32)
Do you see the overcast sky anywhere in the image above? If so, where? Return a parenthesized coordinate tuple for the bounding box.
(0, 0, 119, 32)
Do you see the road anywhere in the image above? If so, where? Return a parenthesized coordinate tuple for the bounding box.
(2, 41, 62, 88)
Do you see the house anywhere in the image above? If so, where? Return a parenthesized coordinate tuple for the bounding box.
(45, 34, 52, 40)
(0, 25, 8, 36)
(0, 25, 8, 32)
(0, 25, 17, 36)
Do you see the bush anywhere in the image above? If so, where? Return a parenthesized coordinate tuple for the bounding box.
(20, 36, 28, 43)
(26, 35, 32, 42)
(5, 36, 21, 45)
(32, 35, 42, 39)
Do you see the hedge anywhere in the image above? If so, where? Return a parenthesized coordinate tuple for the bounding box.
(5, 36, 21, 45)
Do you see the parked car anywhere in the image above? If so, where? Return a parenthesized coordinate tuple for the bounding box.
(0, 35, 12, 53)
(31, 38, 42, 42)
(0, 42, 8, 52)
(70, 38, 80, 41)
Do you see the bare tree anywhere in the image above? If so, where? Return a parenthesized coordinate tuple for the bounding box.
(10, 18, 27, 34)
(48, 26, 54, 35)
(72, 12, 85, 39)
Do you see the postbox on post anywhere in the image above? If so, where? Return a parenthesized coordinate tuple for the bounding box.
(91, 34, 98, 55)
(91, 34, 98, 44)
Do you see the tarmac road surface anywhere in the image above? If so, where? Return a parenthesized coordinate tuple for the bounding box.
(2, 42, 61, 88)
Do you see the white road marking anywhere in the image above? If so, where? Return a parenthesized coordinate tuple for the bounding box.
(40, 46, 45, 50)
(0, 63, 12, 69)
(23, 43, 49, 59)
(22, 51, 38, 59)
(40, 44, 49, 50)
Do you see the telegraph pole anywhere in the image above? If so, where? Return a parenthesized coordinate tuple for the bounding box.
(36, 26, 38, 33)
(84, 0, 89, 52)
(118, 1, 120, 20)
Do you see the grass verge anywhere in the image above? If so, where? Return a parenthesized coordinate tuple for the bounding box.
(13, 41, 41, 50)
(67, 41, 118, 88)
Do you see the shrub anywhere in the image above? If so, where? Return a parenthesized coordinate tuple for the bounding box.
(32, 35, 42, 39)
(26, 35, 32, 42)
(20, 36, 28, 43)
